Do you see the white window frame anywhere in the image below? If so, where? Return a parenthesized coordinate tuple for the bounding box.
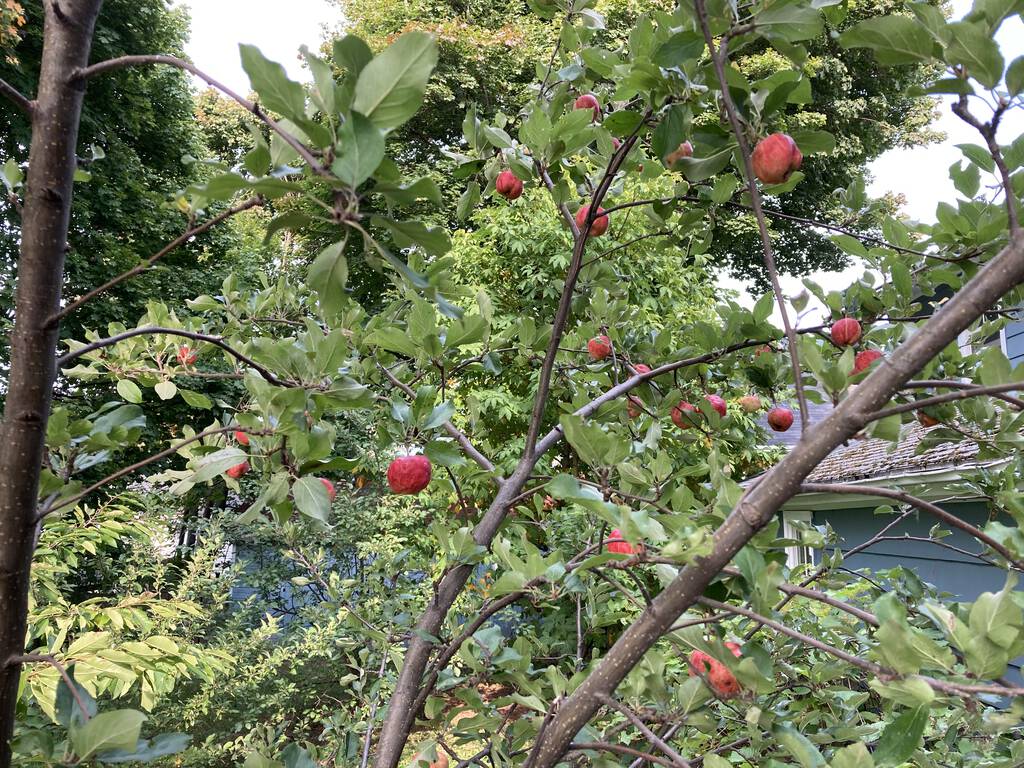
(782, 510, 813, 569)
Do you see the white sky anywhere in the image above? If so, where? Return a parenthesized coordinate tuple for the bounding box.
(175, 0, 1022, 325)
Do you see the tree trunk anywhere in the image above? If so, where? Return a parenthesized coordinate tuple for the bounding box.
(0, 3, 103, 765)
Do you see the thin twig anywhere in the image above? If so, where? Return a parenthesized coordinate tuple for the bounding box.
(72, 56, 330, 177)
(693, 2, 808, 427)
(569, 742, 678, 768)
(596, 694, 692, 768)
(360, 654, 391, 768)
(377, 363, 500, 480)
(51, 197, 263, 324)
(869, 381, 1024, 420)
(37, 426, 268, 521)
(8, 654, 89, 720)
(57, 326, 295, 387)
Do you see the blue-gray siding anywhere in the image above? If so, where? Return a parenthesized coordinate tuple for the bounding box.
(1005, 320, 1024, 366)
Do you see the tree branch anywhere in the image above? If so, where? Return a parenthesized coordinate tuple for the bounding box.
(57, 326, 294, 387)
(952, 94, 1020, 233)
(596, 694, 692, 768)
(50, 196, 263, 324)
(377, 363, 501, 480)
(694, 4, 808, 427)
(798, 483, 1024, 568)
(72, 56, 330, 177)
(7, 654, 88, 720)
(569, 742, 678, 768)
(869, 380, 1024, 421)
(0, 79, 33, 117)
(36, 426, 267, 521)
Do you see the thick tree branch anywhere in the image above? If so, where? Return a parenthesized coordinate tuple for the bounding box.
(525, 231, 1024, 768)
(377, 364, 500, 480)
(72, 56, 330, 177)
(0, 79, 33, 117)
(57, 326, 294, 387)
(36, 426, 266, 520)
(798, 483, 1024, 568)
(694, 3, 808, 427)
(50, 196, 263, 324)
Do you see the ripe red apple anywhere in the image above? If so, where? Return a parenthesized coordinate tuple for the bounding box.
(234, 430, 250, 446)
(626, 395, 644, 419)
(738, 395, 762, 413)
(831, 317, 862, 347)
(767, 406, 794, 432)
(226, 461, 250, 479)
(706, 394, 727, 418)
(495, 169, 523, 201)
(574, 93, 601, 121)
(177, 345, 197, 366)
(752, 132, 803, 184)
(671, 401, 700, 429)
(319, 477, 337, 502)
(634, 364, 652, 375)
(665, 141, 693, 165)
(688, 650, 741, 699)
(611, 137, 622, 150)
(588, 335, 612, 360)
(607, 528, 642, 556)
(917, 411, 940, 428)
(725, 641, 742, 658)
(575, 204, 609, 236)
(387, 455, 433, 495)
(852, 349, 883, 375)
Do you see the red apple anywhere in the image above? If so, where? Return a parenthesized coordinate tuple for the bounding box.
(626, 395, 644, 419)
(575, 204, 609, 236)
(387, 455, 432, 495)
(574, 93, 601, 121)
(688, 650, 741, 699)
(725, 641, 742, 658)
(752, 132, 803, 184)
(319, 477, 336, 502)
(634, 364, 652, 375)
(495, 169, 523, 200)
(665, 141, 693, 165)
(831, 317, 862, 347)
(611, 137, 622, 150)
(706, 394, 727, 418)
(588, 335, 612, 361)
(767, 406, 794, 432)
(234, 430, 250, 446)
(671, 401, 700, 429)
(738, 395, 762, 413)
(754, 344, 774, 358)
(607, 528, 642, 556)
(177, 345, 197, 366)
(226, 461, 250, 479)
(917, 411, 940, 428)
(852, 349, 883, 375)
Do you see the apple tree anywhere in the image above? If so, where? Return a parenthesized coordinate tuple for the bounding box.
(1, 0, 1024, 766)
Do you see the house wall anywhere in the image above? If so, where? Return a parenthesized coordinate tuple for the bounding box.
(1004, 321, 1024, 365)
(809, 500, 1021, 679)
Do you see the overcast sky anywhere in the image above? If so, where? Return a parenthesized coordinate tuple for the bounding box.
(175, 0, 1023, 322)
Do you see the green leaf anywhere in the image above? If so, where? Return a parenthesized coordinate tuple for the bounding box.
(281, 744, 317, 768)
(353, 32, 438, 131)
(773, 724, 826, 768)
(116, 380, 142, 404)
(309, 240, 349, 319)
(154, 381, 177, 401)
(755, 2, 824, 42)
(790, 129, 836, 155)
(239, 45, 307, 123)
(1007, 55, 1024, 96)
(374, 216, 451, 257)
(424, 441, 467, 467)
(873, 706, 928, 767)
(422, 402, 456, 429)
(56, 666, 97, 728)
(70, 709, 146, 760)
(96, 733, 191, 764)
(301, 45, 337, 115)
(332, 112, 385, 187)
(292, 475, 332, 523)
(830, 742, 874, 768)
(945, 21, 1005, 89)
(839, 16, 936, 64)
(179, 389, 213, 409)
(191, 448, 248, 484)
(559, 414, 610, 467)
(334, 36, 373, 76)
(675, 147, 733, 182)
(654, 31, 705, 67)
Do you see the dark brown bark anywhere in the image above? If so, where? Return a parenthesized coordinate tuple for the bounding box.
(0, 3, 104, 764)
(524, 233, 1024, 768)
